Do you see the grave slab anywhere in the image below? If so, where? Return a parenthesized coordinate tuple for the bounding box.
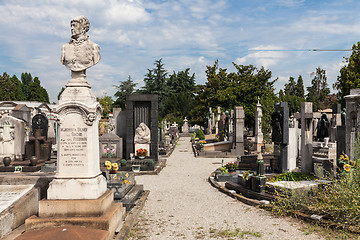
(0, 185, 39, 239)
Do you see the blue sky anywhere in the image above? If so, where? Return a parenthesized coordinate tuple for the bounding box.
(0, 0, 359, 103)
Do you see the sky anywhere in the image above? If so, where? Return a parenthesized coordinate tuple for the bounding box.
(0, 0, 360, 103)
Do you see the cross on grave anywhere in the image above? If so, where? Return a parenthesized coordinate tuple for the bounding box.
(32, 129, 46, 160)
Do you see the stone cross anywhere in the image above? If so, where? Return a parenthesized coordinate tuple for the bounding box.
(232, 106, 245, 156)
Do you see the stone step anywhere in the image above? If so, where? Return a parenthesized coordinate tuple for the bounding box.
(118, 185, 144, 211)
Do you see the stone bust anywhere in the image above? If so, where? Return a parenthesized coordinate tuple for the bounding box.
(60, 16, 101, 74)
(134, 122, 151, 144)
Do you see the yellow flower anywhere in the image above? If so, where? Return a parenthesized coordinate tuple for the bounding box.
(125, 173, 129, 178)
(344, 164, 351, 172)
(127, 181, 131, 184)
(113, 165, 119, 171)
(353, 160, 357, 167)
(105, 161, 111, 166)
(106, 165, 111, 170)
(124, 180, 128, 184)
(112, 163, 118, 168)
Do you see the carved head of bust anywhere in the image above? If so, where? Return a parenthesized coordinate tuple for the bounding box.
(70, 16, 90, 39)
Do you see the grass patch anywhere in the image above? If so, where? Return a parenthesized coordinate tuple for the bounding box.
(209, 227, 262, 239)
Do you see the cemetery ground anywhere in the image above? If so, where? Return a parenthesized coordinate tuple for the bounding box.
(126, 137, 357, 240)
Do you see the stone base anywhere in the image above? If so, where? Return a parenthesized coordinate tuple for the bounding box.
(135, 143, 150, 156)
(25, 190, 126, 240)
(47, 174, 107, 200)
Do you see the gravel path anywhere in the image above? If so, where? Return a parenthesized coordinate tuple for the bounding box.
(130, 137, 324, 240)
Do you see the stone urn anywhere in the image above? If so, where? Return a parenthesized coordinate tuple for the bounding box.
(3, 157, 11, 167)
(30, 156, 38, 166)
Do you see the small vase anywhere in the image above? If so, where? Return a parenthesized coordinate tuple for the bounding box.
(30, 156, 38, 166)
(228, 170, 237, 175)
(3, 157, 11, 167)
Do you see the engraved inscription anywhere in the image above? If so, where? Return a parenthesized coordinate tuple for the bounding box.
(59, 127, 88, 167)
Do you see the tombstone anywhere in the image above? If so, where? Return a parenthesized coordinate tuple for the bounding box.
(99, 133, 123, 159)
(316, 113, 330, 142)
(255, 98, 263, 153)
(330, 104, 342, 142)
(231, 106, 245, 156)
(27, 16, 124, 239)
(0, 115, 26, 161)
(25, 114, 52, 161)
(288, 117, 299, 172)
(207, 107, 213, 135)
(182, 117, 189, 133)
(271, 102, 289, 172)
(126, 94, 158, 161)
(218, 113, 224, 141)
(228, 109, 234, 142)
(216, 106, 221, 134)
(344, 89, 360, 160)
(10, 104, 31, 126)
(301, 102, 313, 174)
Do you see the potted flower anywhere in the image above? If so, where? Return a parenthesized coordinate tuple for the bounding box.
(116, 172, 132, 185)
(136, 148, 148, 159)
(105, 160, 119, 181)
(225, 162, 238, 174)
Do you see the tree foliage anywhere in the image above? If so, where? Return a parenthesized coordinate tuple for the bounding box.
(194, 60, 278, 137)
(113, 75, 137, 110)
(306, 67, 330, 111)
(334, 42, 360, 107)
(279, 75, 305, 114)
(97, 96, 113, 118)
(0, 72, 49, 103)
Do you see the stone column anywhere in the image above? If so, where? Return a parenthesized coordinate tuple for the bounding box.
(255, 98, 263, 153)
(344, 89, 360, 160)
(301, 102, 313, 174)
(232, 106, 244, 156)
(216, 106, 221, 134)
(207, 107, 212, 135)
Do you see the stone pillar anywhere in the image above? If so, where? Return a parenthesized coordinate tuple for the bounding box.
(215, 106, 221, 134)
(272, 102, 289, 172)
(207, 107, 212, 135)
(232, 106, 244, 156)
(255, 98, 263, 153)
(228, 109, 234, 143)
(345, 89, 360, 160)
(301, 102, 313, 174)
(182, 117, 189, 133)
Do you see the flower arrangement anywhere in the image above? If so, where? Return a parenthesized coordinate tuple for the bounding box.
(337, 153, 357, 173)
(117, 172, 131, 185)
(242, 170, 254, 181)
(105, 160, 118, 173)
(224, 162, 238, 171)
(136, 148, 148, 158)
(199, 140, 206, 145)
(104, 148, 115, 158)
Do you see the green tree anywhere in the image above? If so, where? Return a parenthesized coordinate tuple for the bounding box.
(162, 68, 197, 124)
(194, 60, 278, 137)
(306, 67, 330, 111)
(57, 87, 65, 100)
(113, 76, 137, 110)
(280, 75, 305, 114)
(334, 42, 360, 107)
(27, 77, 49, 103)
(140, 59, 169, 117)
(97, 96, 113, 118)
(0, 73, 24, 101)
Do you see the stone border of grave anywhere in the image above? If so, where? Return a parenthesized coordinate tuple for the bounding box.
(113, 190, 150, 240)
(208, 170, 360, 235)
(132, 158, 167, 176)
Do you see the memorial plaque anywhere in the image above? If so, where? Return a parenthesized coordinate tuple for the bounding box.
(57, 114, 90, 177)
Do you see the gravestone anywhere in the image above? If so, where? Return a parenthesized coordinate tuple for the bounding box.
(99, 133, 123, 159)
(271, 102, 289, 172)
(255, 98, 263, 153)
(25, 114, 52, 161)
(207, 107, 213, 135)
(0, 115, 26, 161)
(0, 185, 39, 239)
(231, 106, 245, 156)
(344, 89, 360, 160)
(216, 106, 221, 134)
(27, 16, 124, 239)
(126, 94, 158, 161)
(301, 102, 313, 174)
(10, 104, 31, 126)
(182, 117, 189, 133)
(330, 104, 342, 142)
